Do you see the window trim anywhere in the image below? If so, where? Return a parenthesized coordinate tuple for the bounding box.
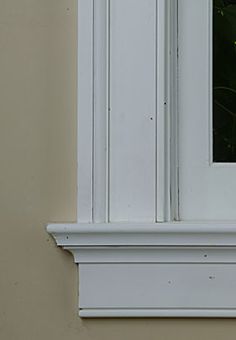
(47, 0, 236, 318)
(48, 222, 236, 317)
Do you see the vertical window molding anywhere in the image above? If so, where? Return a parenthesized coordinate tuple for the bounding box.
(48, 0, 236, 318)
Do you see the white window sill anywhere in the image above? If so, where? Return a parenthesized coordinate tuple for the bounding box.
(47, 223, 236, 317)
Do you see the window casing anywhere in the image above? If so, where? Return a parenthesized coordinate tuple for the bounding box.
(48, 0, 236, 317)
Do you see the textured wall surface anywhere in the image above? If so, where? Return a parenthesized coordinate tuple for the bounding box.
(1, 1, 236, 339)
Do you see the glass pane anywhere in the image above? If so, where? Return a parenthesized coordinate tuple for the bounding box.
(213, 0, 236, 162)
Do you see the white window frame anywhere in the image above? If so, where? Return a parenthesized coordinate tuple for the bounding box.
(47, 0, 236, 318)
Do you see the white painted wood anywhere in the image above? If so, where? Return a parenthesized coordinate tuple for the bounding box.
(109, 0, 157, 222)
(77, 0, 93, 222)
(79, 263, 236, 309)
(156, 0, 179, 221)
(79, 309, 236, 318)
(67, 246, 236, 264)
(47, 222, 236, 247)
(169, 0, 179, 221)
(156, 0, 168, 222)
(93, 0, 109, 222)
(47, 221, 236, 317)
(76, 0, 175, 223)
(178, 0, 236, 220)
(48, 0, 236, 318)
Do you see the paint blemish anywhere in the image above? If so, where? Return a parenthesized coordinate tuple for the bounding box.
(209, 276, 216, 280)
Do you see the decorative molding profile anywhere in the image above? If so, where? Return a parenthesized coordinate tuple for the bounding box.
(48, 0, 236, 318)
(48, 223, 236, 247)
(48, 223, 236, 317)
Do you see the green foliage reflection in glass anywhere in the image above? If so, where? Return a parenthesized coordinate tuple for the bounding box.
(214, 0, 236, 162)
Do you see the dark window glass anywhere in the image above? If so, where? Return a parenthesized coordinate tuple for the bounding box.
(213, 0, 236, 162)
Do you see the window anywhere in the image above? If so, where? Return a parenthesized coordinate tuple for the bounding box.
(48, 0, 236, 318)
(179, 0, 236, 220)
(213, 0, 236, 162)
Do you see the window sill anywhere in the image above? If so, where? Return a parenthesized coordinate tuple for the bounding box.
(47, 223, 236, 317)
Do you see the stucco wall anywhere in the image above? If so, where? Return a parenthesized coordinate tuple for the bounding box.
(1, 1, 236, 339)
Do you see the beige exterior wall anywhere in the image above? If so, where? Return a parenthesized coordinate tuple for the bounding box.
(1, 1, 236, 339)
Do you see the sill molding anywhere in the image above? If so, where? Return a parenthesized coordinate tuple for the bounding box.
(47, 222, 236, 247)
(47, 223, 236, 318)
